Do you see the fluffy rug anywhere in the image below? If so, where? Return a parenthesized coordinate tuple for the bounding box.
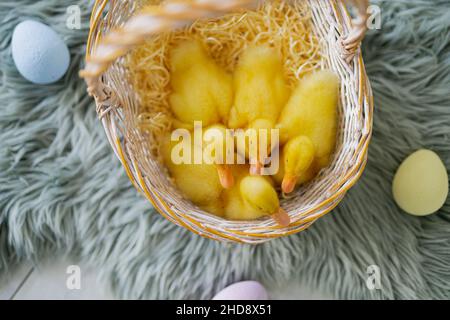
(1, 0, 449, 300)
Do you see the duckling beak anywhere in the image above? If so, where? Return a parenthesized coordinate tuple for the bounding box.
(250, 161, 263, 176)
(282, 175, 298, 194)
(216, 164, 234, 189)
(271, 207, 290, 227)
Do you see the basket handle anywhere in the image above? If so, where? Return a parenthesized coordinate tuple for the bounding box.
(341, 0, 369, 63)
(79, 0, 257, 98)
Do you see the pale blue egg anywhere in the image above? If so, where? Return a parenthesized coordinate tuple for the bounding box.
(12, 20, 70, 85)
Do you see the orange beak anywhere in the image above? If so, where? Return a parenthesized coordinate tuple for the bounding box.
(216, 164, 234, 189)
(250, 160, 263, 176)
(281, 175, 298, 194)
(271, 207, 290, 227)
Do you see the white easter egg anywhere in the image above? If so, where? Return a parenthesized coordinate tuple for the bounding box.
(393, 149, 448, 216)
(212, 281, 269, 300)
(12, 20, 70, 84)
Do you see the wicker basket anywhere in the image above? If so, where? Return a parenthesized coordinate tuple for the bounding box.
(80, 0, 373, 244)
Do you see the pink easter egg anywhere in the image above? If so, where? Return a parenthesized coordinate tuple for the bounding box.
(212, 281, 269, 300)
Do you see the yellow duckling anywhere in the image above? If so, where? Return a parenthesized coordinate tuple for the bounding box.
(169, 40, 233, 129)
(273, 136, 316, 193)
(161, 133, 225, 216)
(276, 70, 339, 168)
(274, 70, 339, 193)
(202, 124, 235, 189)
(234, 118, 276, 175)
(223, 165, 290, 227)
(229, 45, 290, 174)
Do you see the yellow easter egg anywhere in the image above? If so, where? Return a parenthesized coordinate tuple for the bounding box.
(393, 149, 448, 216)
